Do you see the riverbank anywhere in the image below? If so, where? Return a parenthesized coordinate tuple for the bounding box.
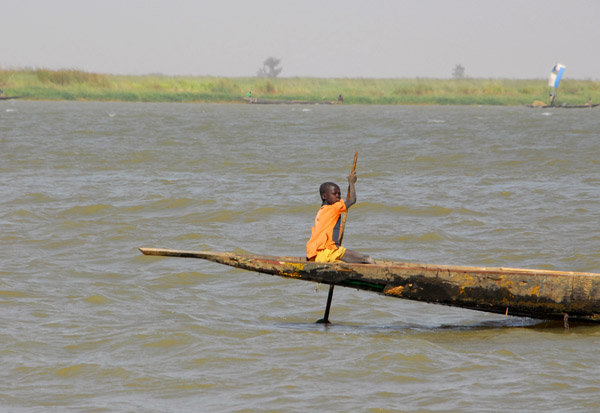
(1, 68, 599, 105)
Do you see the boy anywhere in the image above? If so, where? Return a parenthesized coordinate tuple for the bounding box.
(306, 170, 373, 263)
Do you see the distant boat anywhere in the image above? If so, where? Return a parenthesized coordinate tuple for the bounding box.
(242, 97, 337, 105)
(140, 247, 600, 323)
(527, 103, 600, 109)
(527, 63, 598, 108)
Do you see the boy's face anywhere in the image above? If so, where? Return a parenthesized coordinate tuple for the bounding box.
(322, 185, 341, 205)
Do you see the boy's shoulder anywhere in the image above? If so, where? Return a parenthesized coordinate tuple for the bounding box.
(321, 199, 346, 210)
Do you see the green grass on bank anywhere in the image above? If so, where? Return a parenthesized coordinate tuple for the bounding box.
(1, 68, 599, 105)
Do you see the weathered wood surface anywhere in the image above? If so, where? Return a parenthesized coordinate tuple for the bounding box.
(139, 247, 600, 322)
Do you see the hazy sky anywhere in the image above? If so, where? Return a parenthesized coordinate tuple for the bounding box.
(2, 0, 599, 79)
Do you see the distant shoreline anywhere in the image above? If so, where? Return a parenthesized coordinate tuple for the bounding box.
(1, 68, 599, 106)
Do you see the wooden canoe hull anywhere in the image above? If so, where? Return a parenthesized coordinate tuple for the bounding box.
(139, 247, 600, 322)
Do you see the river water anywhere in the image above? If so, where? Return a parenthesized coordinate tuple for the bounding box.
(1, 100, 599, 411)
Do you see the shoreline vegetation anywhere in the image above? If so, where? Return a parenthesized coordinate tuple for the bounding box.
(1, 68, 599, 106)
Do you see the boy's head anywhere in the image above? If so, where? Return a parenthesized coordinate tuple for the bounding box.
(319, 182, 341, 205)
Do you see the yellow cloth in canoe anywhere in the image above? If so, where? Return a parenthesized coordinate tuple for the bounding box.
(314, 247, 346, 263)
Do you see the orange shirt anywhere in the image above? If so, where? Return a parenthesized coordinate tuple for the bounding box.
(306, 200, 347, 260)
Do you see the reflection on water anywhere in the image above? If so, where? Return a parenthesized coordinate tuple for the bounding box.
(1, 101, 599, 411)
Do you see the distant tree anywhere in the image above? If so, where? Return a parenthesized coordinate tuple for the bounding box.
(452, 64, 465, 79)
(257, 57, 282, 78)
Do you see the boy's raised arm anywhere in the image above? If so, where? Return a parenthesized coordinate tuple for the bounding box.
(346, 171, 357, 208)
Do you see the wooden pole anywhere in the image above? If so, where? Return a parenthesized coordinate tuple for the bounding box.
(338, 151, 358, 246)
(318, 151, 358, 324)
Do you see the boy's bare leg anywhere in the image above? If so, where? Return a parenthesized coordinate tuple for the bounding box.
(341, 249, 374, 264)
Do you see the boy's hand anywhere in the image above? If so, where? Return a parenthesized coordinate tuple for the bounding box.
(347, 170, 357, 184)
